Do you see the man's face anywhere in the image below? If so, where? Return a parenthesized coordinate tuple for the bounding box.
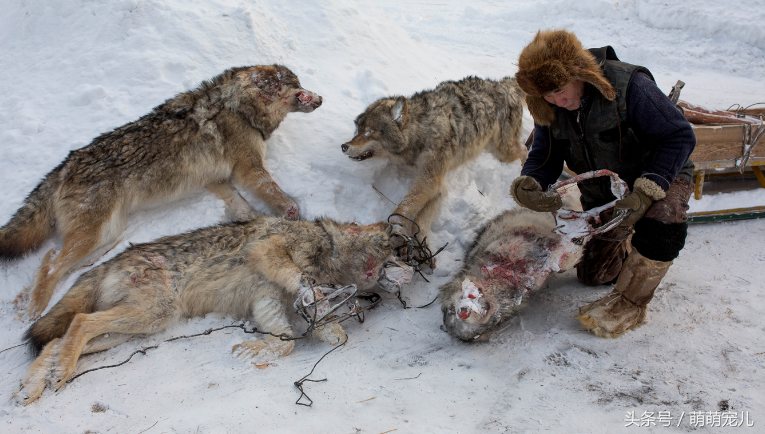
(543, 79, 585, 111)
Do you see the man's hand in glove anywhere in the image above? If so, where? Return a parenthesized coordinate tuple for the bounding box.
(614, 177, 666, 228)
(510, 176, 562, 212)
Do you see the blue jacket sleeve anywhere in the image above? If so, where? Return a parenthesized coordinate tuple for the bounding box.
(627, 72, 696, 190)
(520, 123, 565, 190)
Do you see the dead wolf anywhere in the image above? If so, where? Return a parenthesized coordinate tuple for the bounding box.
(440, 171, 629, 341)
(15, 215, 394, 405)
(342, 76, 526, 255)
(439, 207, 580, 342)
(1, 65, 322, 319)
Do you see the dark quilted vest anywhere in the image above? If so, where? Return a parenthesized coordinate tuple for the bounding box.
(549, 46, 693, 210)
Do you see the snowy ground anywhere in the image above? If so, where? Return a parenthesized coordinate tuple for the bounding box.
(1, 0, 763, 432)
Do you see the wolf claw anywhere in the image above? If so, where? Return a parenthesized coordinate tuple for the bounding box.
(232, 337, 295, 362)
(312, 322, 347, 345)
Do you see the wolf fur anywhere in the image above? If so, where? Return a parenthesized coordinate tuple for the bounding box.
(1, 65, 322, 319)
(439, 208, 581, 341)
(15, 215, 393, 404)
(341, 76, 526, 252)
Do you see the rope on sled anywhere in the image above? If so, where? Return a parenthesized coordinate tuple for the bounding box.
(726, 102, 765, 120)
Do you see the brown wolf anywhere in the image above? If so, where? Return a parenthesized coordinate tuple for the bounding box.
(341, 76, 526, 254)
(15, 215, 393, 405)
(1, 65, 322, 319)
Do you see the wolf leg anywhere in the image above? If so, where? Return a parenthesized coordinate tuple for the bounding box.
(206, 180, 257, 222)
(233, 296, 295, 361)
(23, 228, 106, 320)
(492, 118, 526, 164)
(233, 158, 299, 220)
(15, 338, 60, 405)
(390, 168, 445, 237)
(81, 333, 135, 355)
(50, 284, 179, 391)
(248, 239, 308, 294)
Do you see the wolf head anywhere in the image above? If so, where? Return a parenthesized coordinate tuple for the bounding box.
(440, 276, 503, 342)
(178, 65, 322, 138)
(230, 65, 322, 111)
(341, 96, 410, 162)
(321, 220, 394, 290)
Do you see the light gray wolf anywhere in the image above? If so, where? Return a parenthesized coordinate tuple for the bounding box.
(341, 76, 526, 257)
(15, 215, 393, 404)
(439, 207, 580, 342)
(1, 65, 322, 319)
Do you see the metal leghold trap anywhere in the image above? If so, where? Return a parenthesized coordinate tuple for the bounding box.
(549, 169, 630, 244)
(294, 284, 360, 330)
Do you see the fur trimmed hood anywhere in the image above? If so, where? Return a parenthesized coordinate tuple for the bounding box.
(515, 29, 616, 126)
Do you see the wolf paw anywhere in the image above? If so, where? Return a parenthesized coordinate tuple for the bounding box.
(14, 381, 45, 406)
(232, 337, 295, 362)
(50, 364, 76, 391)
(227, 205, 258, 223)
(312, 322, 347, 345)
(12, 290, 29, 311)
(285, 204, 300, 221)
(420, 256, 437, 274)
(21, 303, 45, 322)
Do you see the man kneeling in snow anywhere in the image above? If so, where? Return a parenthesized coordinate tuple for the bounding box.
(510, 29, 695, 338)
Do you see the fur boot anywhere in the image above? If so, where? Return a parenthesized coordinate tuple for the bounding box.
(576, 250, 671, 338)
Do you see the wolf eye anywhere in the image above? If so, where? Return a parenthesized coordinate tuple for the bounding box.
(363, 129, 375, 137)
(296, 92, 312, 103)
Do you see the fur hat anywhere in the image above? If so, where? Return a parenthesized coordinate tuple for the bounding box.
(515, 29, 616, 126)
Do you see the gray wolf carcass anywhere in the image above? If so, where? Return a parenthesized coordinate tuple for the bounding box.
(440, 171, 628, 341)
(16, 216, 394, 405)
(341, 76, 526, 256)
(1, 65, 322, 319)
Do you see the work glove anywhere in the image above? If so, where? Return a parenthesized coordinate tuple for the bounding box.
(613, 177, 666, 228)
(510, 176, 562, 212)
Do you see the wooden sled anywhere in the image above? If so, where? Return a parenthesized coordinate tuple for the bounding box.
(667, 80, 765, 200)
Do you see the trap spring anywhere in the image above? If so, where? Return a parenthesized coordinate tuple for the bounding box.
(294, 284, 381, 331)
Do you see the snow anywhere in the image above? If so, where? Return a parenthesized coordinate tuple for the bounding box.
(1, 0, 763, 432)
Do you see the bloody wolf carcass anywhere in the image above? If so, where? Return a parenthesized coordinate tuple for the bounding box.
(1, 65, 322, 319)
(440, 171, 628, 341)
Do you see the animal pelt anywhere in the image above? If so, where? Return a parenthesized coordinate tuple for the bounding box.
(15, 215, 393, 404)
(439, 208, 581, 342)
(1, 64, 322, 319)
(342, 76, 526, 256)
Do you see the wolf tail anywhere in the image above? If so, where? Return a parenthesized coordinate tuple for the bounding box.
(0, 174, 57, 262)
(24, 275, 97, 355)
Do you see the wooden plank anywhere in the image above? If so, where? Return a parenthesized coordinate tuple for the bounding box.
(692, 124, 746, 144)
(691, 142, 743, 161)
(753, 166, 765, 189)
(692, 160, 737, 170)
(751, 134, 765, 158)
(693, 169, 705, 200)
(688, 206, 765, 224)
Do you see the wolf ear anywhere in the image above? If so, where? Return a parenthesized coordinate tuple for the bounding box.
(391, 96, 409, 127)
